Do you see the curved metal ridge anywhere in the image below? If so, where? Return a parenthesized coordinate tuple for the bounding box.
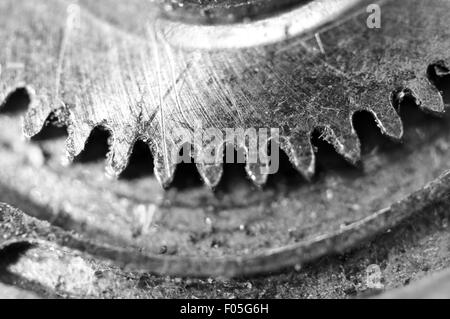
(158, 0, 371, 49)
(155, 0, 316, 26)
(1, 170, 449, 277)
(0, 0, 448, 189)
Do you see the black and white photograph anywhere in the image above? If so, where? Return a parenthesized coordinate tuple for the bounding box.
(0, 0, 450, 303)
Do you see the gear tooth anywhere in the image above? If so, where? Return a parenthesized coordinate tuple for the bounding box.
(322, 125, 361, 165)
(352, 85, 403, 140)
(280, 132, 315, 180)
(153, 141, 178, 188)
(105, 135, 135, 179)
(245, 161, 269, 186)
(407, 77, 445, 114)
(194, 144, 224, 188)
(197, 163, 224, 188)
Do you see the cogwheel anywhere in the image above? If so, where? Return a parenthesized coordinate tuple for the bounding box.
(1, 0, 450, 280)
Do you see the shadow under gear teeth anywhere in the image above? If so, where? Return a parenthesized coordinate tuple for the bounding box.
(407, 77, 446, 114)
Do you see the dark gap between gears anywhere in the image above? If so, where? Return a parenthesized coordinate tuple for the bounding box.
(25, 98, 449, 188)
(170, 143, 203, 190)
(0, 242, 34, 269)
(0, 88, 30, 115)
(119, 140, 155, 180)
(73, 126, 111, 163)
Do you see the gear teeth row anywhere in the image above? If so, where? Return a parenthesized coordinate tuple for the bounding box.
(1, 0, 449, 189)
